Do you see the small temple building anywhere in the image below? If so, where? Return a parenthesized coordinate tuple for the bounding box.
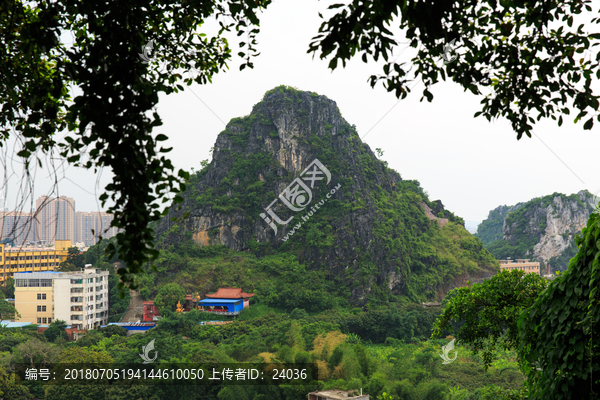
(197, 288, 255, 315)
(142, 301, 160, 322)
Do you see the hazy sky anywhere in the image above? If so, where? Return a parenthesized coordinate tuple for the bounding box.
(3, 0, 599, 226)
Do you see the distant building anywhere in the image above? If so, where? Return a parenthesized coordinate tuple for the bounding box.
(36, 196, 76, 244)
(308, 390, 369, 400)
(197, 299, 244, 315)
(142, 301, 160, 322)
(0, 211, 36, 246)
(103, 322, 155, 335)
(499, 258, 540, 274)
(0, 240, 71, 283)
(15, 267, 109, 329)
(205, 288, 255, 309)
(75, 211, 118, 246)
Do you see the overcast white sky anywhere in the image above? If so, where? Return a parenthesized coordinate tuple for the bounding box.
(3, 0, 600, 228)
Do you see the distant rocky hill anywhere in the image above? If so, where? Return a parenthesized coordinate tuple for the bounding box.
(475, 191, 596, 272)
(155, 86, 498, 305)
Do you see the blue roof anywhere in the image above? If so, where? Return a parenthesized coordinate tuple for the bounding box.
(1, 321, 33, 328)
(198, 299, 241, 304)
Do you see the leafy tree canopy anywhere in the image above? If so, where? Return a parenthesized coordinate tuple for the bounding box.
(431, 270, 548, 370)
(43, 320, 68, 342)
(517, 211, 600, 399)
(0, 299, 20, 321)
(309, 0, 600, 137)
(58, 247, 85, 271)
(0, 0, 268, 287)
(3, 0, 600, 288)
(153, 283, 186, 314)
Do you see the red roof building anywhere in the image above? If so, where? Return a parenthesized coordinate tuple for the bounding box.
(205, 288, 255, 309)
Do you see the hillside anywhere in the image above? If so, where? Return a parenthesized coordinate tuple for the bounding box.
(150, 86, 498, 305)
(475, 191, 596, 272)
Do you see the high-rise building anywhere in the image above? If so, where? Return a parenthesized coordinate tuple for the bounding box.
(0, 211, 36, 246)
(35, 196, 76, 244)
(75, 211, 118, 246)
(15, 266, 110, 329)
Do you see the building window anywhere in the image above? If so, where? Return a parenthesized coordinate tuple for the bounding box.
(28, 279, 39, 287)
(37, 318, 41, 324)
(41, 279, 52, 287)
(48, 318, 51, 323)
(41, 255, 47, 259)
(43, 317, 47, 323)
(37, 305, 41, 312)
(15, 279, 27, 287)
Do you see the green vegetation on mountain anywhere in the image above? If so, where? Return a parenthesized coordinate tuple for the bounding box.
(476, 191, 596, 271)
(155, 86, 497, 307)
(435, 209, 600, 399)
(475, 204, 521, 247)
(1, 300, 526, 400)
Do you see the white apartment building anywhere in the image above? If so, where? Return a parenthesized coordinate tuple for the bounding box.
(15, 266, 110, 330)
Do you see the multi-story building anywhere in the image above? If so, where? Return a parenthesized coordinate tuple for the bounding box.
(0, 211, 36, 246)
(75, 211, 118, 246)
(35, 196, 76, 244)
(15, 266, 110, 329)
(499, 258, 540, 274)
(0, 240, 71, 283)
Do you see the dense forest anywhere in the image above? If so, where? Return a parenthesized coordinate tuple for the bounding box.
(0, 280, 525, 400)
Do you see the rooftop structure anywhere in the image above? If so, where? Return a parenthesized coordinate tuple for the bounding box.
(204, 288, 255, 310)
(498, 258, 540, 274)
(308, 390, 369, 400)
(205, 288, 255, 299)
(105, 322, 156, 335)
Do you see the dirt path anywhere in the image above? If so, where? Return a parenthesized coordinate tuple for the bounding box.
(120, 290, 143, 323)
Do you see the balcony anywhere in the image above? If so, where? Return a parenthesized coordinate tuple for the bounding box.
(70, 297, 84, 303)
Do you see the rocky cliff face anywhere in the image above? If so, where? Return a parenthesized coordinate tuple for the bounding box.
(156, 86, 498, 304)
(478, 191, 596, 272)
